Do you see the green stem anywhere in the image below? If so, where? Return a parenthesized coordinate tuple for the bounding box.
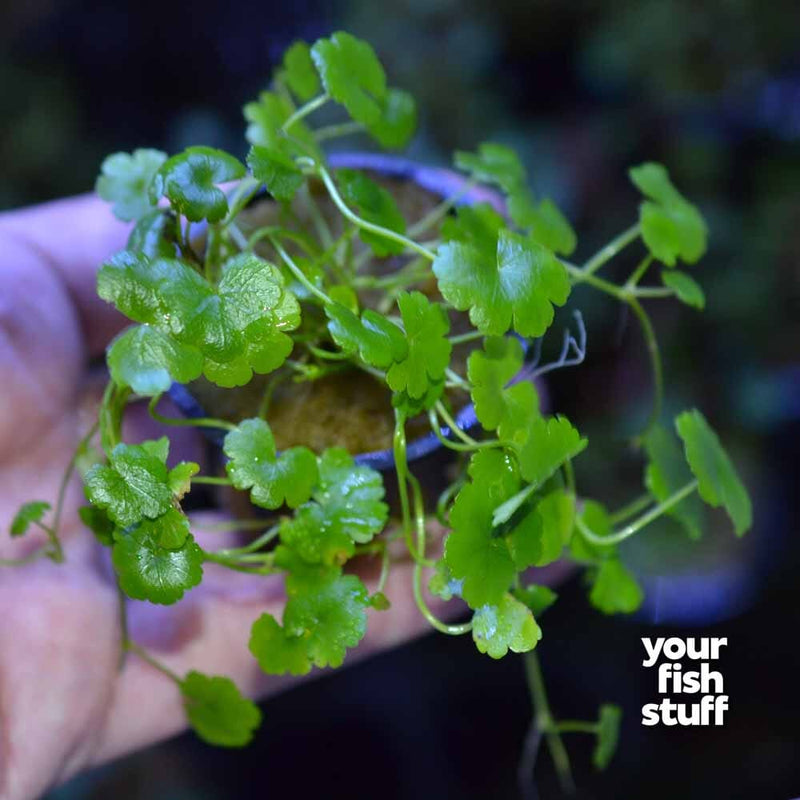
(299, 183, 334, 250)
(270, 236, 333, 305)
(524, 651, 575, 794)
(282, 92, 329, 132)
(192, 476, 233, 486)
(315, 165, 436, 261)
(126, 641, 182, 684)
(0, 549, 51, 567)
(627, 297, 663, 436)
(434, 402, 479, 447)
(203, 551, 277, 574)
(562, 459, 576, 496)
(407, 180, 476, 238)
(625, 254, 654, 288)
(609, 493, 653, 525)
(192, 518, 275, 532)
(314, 120, 364, 142)
(448, 330, 485, 346)
(148, 395, 236, 432)
(576, 479, 699, 546)
(556, 721, 600, 734)
(393, 411, 431, 565)
(581, 223, 640, 276)
(217, 524, 280, 555)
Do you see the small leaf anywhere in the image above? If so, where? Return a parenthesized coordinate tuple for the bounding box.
(311, 32, 387, 126)
(386, 291, 451, 401)
(112, 515, 203, 604)
(151, 146, 246, 223)
(168, 461, 200, 501)
(127, 209, 178, 258)
(107, 324, 204, 396)
(85, 440, 173, 527)
(467, 336, 525, 431)
(336, 168, 406, 256)
(593, 704, 622, 770)
(325, 303, 408, 369)
(433, 230, 570, 337)
(247, 145, 304, 202)
(243, 91, 320, 158)
(366, 88, 417, 149)
(151, 506, 191, 550)
(534, 489, 576, 565)
(630, 162, 707, 266)
(96, 149, 166, 222)
(508, 187, 577, 256)
(643, 425, 704, 540)
(590, 558, 643, 615)
(513, 416, 587, 487)
(224, 418, 318, 510)
(249, 613, 312, 676)
(515, 583, 558, 616)
(675, 409, 752, 536)
(454, 142, 526, 192)
(10, 501, 51, 537)
(662, 269, 705, 310)
(181, 671, 262, 747)
(472, 593, 542, 659)
(280, 41, 320, 101)
(280, 448, 388, 565)
(441, 203, 504, 261)
(283, 572, 370, 669)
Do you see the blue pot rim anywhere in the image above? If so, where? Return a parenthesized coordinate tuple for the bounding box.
(168, 152, 495, 470)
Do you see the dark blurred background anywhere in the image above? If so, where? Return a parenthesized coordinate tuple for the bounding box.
(3, 1, 800, 798)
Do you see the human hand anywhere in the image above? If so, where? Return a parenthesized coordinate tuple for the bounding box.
(0, 196, 444, 800)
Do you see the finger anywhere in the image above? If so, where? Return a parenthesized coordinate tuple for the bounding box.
(0, 194, 130, 356)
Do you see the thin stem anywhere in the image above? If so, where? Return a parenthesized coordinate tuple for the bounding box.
(562, 459, 576, 496)
(625, 254, 654, 288)
(413, 562, 473, 635)
(524, 651, 575, 794)
(316, 165, 436, 261)
(192, 476, 233, 486)
(116, 581, 129, 670)
(126, 641, 182, 685)
(0, 549, 51, 568)
(407, 180, 476, 238)
(627, 297, 663, 436)
(218, 524, 280, 555)
(435, 401, 479, 447)
(631, 286, 675, 299)
(281, 93, 329, 132)
(427, 412, 481, 453)
(192, 518, 274, 532)
(270, 236, 333, 305)
(576, 479, 699, 546)
(448, 330, 485, 346)
(393, 411, 431, 565)
(609, 493, 653, 525)
(202, 551, 277, 574)
(444, 367, 471, 392)
(299, 183, 334, 250)
(148, 395, 236, 432)
(314, 120, 364, 142)
(581, 223, 640, 276)
(556, 720, 600, 734)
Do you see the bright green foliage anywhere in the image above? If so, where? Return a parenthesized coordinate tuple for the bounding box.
(107, 324, 204, 396)
(243, 91, 320, 158)
(472, 592, 542, 659)
(593, 704, 622, 770)
(571, 500, 613, 562)
(224, 418, 318, 510)
(386, 291, 451, 400)
(643, 425, 704, 540)
(99, 251, 299, 390)
(508, 187, 577, 256)
(512, 415, 587, 487)
(78, 506, 115, 546)
(249, 613, 312, 676)
(127, 210, 178, 258)
(251, 572, 370, 674)
(662, 269, 705, 310)
(280, 41, 320, 101)
(96, 148, 166, 222)
(181, 671, 262, 747)
(441, 203, 505, 261)
(311, 32, 386, 126)
(629, 162, 707, 267)
(675, 409, 752, 536)
(497, 381, 540, 444)
(534, 489, 576, 565)
(445, 455, 548, 609)
(247, 145, 304, 202)
(336, 168, 406, 256)
(112, 515, 203, 604)
(325, 303, 407, 369)
(428, 559, 463, 601)
(454, 142, 526, 192)
(151, 147, 245, 223)
(10, 501, 50, 537)
(366, 88, 417, 149)
(168, 461, 200, 501)
(468, 336, 525, 430)
(280, 448, 388, 565)
(590, 558, 643, 615)
(515, 583, 558, 616)
(434, 230, 570, 337)
(84, 439, 174, 527)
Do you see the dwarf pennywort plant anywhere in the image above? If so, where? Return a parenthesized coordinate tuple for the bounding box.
(7, 30, 751, 787)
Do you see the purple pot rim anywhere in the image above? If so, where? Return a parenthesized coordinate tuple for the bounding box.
(169, 152, 498, 470)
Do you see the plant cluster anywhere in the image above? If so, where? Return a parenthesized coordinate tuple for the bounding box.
(5, 31, 752, 788)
